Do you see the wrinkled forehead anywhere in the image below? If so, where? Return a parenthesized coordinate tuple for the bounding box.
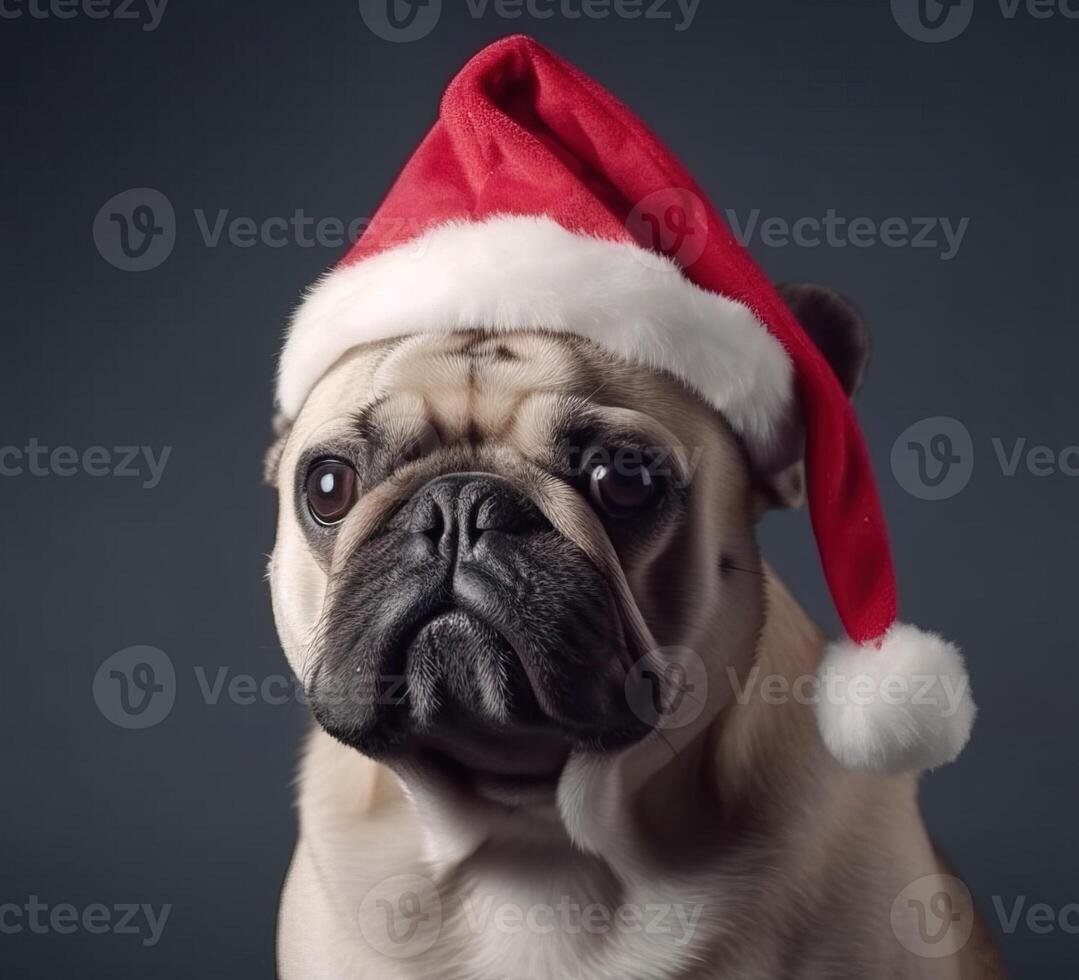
(286, 329, 733, 465)
(295, 332, 618, 432)
(373, 331, 599, 435)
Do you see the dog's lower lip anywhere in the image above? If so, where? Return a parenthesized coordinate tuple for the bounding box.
(422, 747, 563, 784)
(418, 744, 566, 808)
(412, 713, 572, 808)
(416, 732, 570, 780)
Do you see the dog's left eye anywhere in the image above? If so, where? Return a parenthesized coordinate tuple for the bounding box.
(584, 449, 659, 518)
(305, 459, 357, 526)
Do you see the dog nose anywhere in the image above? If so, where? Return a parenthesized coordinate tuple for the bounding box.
(407, 473, 545, 558)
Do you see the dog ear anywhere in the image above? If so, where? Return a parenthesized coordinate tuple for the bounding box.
(263, 413, 293, 487)
(757, 284, 870, 509)
(777, 283, 870, 398)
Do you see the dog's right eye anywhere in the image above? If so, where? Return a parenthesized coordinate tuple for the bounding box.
(581, 446, 662, 519)
(305, 459, 357, 526)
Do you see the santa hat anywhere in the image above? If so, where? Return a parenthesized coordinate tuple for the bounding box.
(277, 35, 974, 773)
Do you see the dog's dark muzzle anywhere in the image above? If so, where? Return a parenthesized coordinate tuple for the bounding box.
(308, 473, 651, 767)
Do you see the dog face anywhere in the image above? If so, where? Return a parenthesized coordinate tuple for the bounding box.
(267, 289, 866, 813)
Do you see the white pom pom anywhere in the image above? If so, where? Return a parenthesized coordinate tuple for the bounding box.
(814, 623, 976, 773)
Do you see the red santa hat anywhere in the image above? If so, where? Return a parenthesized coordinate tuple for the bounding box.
(277, 35, 974, 773)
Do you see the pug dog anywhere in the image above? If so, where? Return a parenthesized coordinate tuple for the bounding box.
(265, 286, 1004, 980)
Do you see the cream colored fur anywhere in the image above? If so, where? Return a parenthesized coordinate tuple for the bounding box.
(268, 332, 1002, 979)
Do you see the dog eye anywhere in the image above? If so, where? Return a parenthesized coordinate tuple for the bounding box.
(305, 459, 357, 526)
(584, 448, 659, 518)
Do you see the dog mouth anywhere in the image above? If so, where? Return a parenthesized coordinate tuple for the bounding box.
(403, 609, 572, 805)
(413, 717, 572, 807)
(401, 607, 546, 725)
(308, 476, 656, 779)
(309, 595, 649, 805)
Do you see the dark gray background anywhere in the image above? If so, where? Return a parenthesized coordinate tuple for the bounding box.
(2, 0, 1076, 976)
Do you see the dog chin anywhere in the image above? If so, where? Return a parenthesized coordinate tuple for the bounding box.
(412, 723, 571, 808)
(399, 607, 572, 806)
(309, 600, 651, 807)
